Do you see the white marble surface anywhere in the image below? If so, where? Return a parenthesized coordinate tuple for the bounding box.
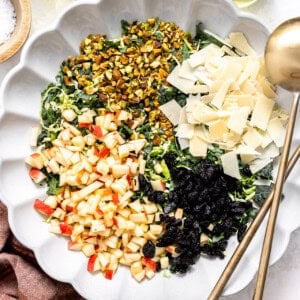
(0, 0, 299, 299)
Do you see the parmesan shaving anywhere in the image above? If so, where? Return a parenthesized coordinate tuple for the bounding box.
(220, 151, 241, 179)
(250, 96, 275, 131)
(227, 32, 257, 56)
(176, 123, 194, 139)
(267, 117, 286, 147)
(163, 30, 288, 176)
(189, 135, 207, 157)
(159, 100, 182, 126)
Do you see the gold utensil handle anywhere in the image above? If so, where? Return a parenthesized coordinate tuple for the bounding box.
(208, 98, 300, 300)
(253, 93, 299, 299)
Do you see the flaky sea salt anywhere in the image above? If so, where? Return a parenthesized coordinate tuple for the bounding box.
(0, 0, 16, 45)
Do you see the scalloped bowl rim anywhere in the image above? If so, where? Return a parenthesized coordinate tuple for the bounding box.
(0, 0, 299, 299)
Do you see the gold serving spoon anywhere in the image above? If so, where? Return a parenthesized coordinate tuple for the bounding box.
(208, 17, 300, 300)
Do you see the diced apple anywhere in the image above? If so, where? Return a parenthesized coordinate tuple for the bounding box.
(72, 224, 84, 236)
(111, 164, 129, 178)
(160, 256, 169, 269)
(103, 132, 118, 149)
(145, 269, 155, 279)
(90, 220, 105, 233)
(52, 208, 66, 220)
(87, 254, 101, 272)
(127, 241, 140, 253)
(150, 179, 165, 191)
(110, 248, 123, 259)
(142, 257, 157, 271)
(200, 233, 210, 246)
(117, 190, 131, 205)
(34, 199, 54, 216)
(29, 168, 46, 183)
(134, 224, 146, 237)
(48, 219, 61, 234)
(128, 139, 146, 154)
(78, 109, 95, 124)
(82, 243, 96, 257)
(72, 181, 103, 201)
(68, 241, 82, 251)
(105, 235, 119, 249)
(25, 153, 44, 169)
(133, 269, 146, 282)
(44, 196, 58, 209)
(59, 223, 73, 236)
(104, 269, 114, 280)
(48, 158, 60, 174)
(129, 213, 147, 223)
(98, 253, 110, 269)
(143, 203, 158, 214)
(149, 224, 163, 235)
(175, 208, 184, 219)
(123, 253, 141, 264)
(130, 261, 143, 275)
(130, 237, 146, 247)
(129, 200, 143, 212)
(62, 109, 77, 122)
(118, 144, 130, 159)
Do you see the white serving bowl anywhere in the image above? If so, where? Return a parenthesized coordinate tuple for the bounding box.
(0, 0, 299, 299)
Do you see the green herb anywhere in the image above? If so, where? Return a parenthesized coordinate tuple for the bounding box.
(254, 184, 273, 206)
(159, 86, 188, 107)
(256, 162, 274, 180)
(45, 173, 62, 195)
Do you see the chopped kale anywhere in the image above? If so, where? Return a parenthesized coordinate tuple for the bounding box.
(254, 184, 273, 206)
(158, 86, 188, 107)
(121, 20, 131, 34)
(194, 22, 224, 48)
(45, 173, 61, 195)
(256, 162, 274, 180)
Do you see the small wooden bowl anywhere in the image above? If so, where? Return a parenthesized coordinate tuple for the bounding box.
(0, 0, 31, 63)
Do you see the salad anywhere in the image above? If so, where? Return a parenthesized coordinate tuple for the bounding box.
(25, 18, 287, 281)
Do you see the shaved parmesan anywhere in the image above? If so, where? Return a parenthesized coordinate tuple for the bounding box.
(260, 131, 273, 149)
(240, 153, 256, 164)
(159, 100, 182, 126)
(211, 79, 232, 108)
(176, 123, 194, 139)
(227, 32, 256, 56)
(250, 158, 272, 174)
(243, 128, 263, 149)
(267, 118, 286, 147)
(237, 57, 260, 86)
(227, 106, 251, 134)
(178, 137, 189, 150)
(178, 61, 198, 81)
(194, 126, 211, 143)
(162, 29, 288, 170)
(189, 135, 207, 157)
(209, 120, 228, 141)
(236, 144, 259, 155)
(260, 142, 280, 159)
(187, 43, 224, 68)
(257, 75, 277, 98)
(250, 96, 275, 131)
(179, 106, 188, 124)
(220, 151, 241, 179)
(166, 65, 194, 94)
